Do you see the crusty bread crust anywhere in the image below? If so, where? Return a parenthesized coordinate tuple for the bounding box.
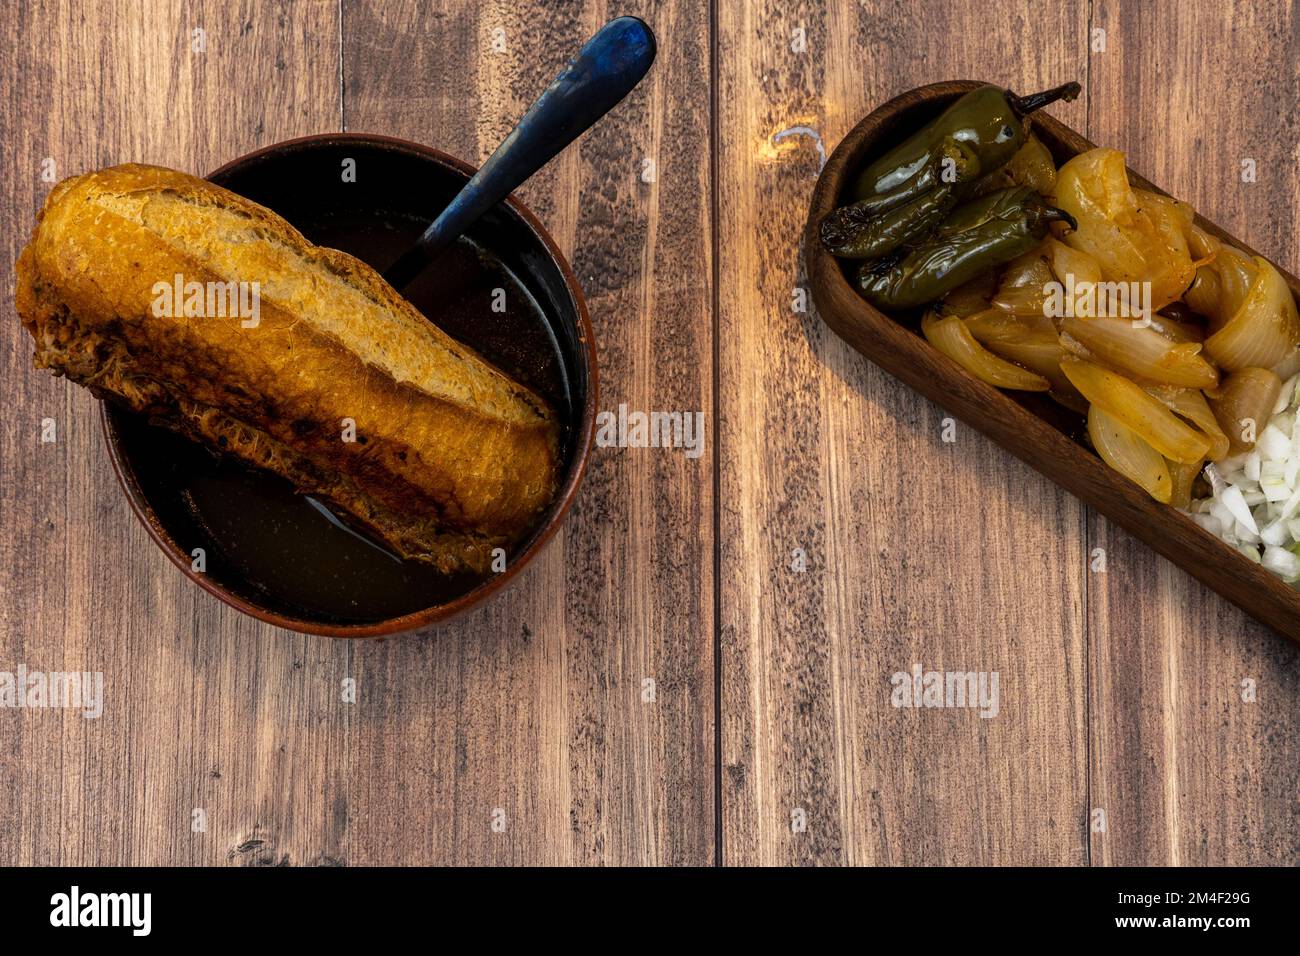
(15, 163, 561, 574)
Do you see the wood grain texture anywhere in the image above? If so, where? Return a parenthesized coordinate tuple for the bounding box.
(1, 0, 714, 868)
(0, 0, 345, 866)
(717, 1, 1091, 865)
(338, 0, 714, 865)
(1084, 0, 1300, 865)
(2, 0, 1298, 868)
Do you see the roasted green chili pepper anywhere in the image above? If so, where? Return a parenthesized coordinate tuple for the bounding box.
(930, 185, 1056, 239)
(819, 139, 979, 258)
(851, 81, 1081, 203)
(841, 138, 980, 219)
(820, 183, 959, 259)
(856, 187, 1077, 309)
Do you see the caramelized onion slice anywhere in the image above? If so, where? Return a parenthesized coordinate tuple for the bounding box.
(1087, 404, 1173, 503)
(1043, 238, 1104, 318)
(1046, 236, 1103, 285)
(961, 311, 1084, 408)
(1204, 256, 1300, 371)
(1188, 223, 1220, 264)
(1191, 245, 1258, 333)
(963, 309, 1055, 343)
(1052, 150, 1195, 309)
(1059, 316, 1218, 389)
(922, 311, 1050, 391)
(1145, 386, 1231, 461)
(1060, 358, 1212, 463)
(1208, 366, 1283, 455)
(1184, 266, 1223, 325)
(1149, 315, 1205, 344)
(977, 333, 1088, 413)
(991, 248, 1056, 317)
(940, 271, 999, 319)
(1131, 188, 1197, 308)
(1166, 458, 1203, 509)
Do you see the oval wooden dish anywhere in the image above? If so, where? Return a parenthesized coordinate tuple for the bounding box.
(805, 80, 1300, 645)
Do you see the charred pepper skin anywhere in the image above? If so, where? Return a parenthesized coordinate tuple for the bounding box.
(931, 185, 1047, 238)
(820, 140, 978, 258)
(820, 183, 959, 259)
(850, 82, 1081, 203)
(856, 187, 1077, 310)
(840, 138, 979, 219)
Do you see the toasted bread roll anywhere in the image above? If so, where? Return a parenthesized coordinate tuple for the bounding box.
(15, 163, 560, 574)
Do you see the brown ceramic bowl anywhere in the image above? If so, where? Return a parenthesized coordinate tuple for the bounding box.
(101, 133, 597, 637)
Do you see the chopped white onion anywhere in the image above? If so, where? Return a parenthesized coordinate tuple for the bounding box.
(1191, 513, 1222, 535)
(1221, 486, 1259, 533)
(1273, 376, 1298, 415)
(1204, 462, 1222, 489)
(1263, 546, 1300, 581)
(1258, 424, 1291, 462)
(1261, 462, 1290, 502)
(1261, 519, 1290, 547)
(1191, 373, 1300, 585)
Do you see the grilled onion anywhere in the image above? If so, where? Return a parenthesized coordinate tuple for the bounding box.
(963, 312, 1085, 410)
(1188, 222, 1220, 264)
(1061, 357, 1212, 463)
(1044, 237, 1103, 318)
(1052, 149, 1195, 309)
(1145, 386, 1231, 461)
(1166, 458, 1203, 509)
(991, 248, 1056, 316)
(984, 336, 1086, 411)
(921, 311, 1049, 391)
(1059, 316, 1218, 389)
(1204, 256, 1300, 371)
(1087, 404, 1173, 503)
(963, 308, 1055, 342)
(1184, 266, 1223, 324)
(1149, 314, 1205, 343)
(940, 271, 999, 318)
(1208, 366, 1283, 455)
(1132, 188, 1195, 309)
(1192, 245, 1258, 333)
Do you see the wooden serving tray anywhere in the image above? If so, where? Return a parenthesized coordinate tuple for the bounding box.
(805, 80, 1300, 646)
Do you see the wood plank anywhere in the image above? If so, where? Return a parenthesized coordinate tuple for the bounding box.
(5, 0, 1299, 870)
(717, 0, 1092, 864)
(0, 0, 344, 865)
(340, 0, 715, 865)
(1086, 0, 1300, 866)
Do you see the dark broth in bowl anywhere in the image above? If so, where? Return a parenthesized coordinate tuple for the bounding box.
(108, 139, 577, 625)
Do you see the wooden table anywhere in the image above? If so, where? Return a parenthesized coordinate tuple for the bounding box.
(1, 0, 1297, 866)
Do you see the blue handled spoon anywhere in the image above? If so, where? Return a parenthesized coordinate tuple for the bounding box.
(383, 15, 657, 290)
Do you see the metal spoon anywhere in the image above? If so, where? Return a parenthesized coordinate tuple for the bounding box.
(383, 15, 657, 290)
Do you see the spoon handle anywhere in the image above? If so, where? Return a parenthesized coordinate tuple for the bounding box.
(385, 15, 657, 289)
